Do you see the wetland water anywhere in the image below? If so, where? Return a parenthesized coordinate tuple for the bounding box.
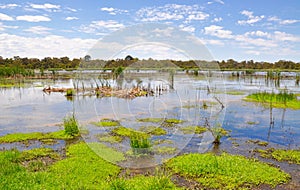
(1, 71, 300, 160)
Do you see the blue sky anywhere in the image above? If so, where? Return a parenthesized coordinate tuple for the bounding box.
(0, 0, 299, 62)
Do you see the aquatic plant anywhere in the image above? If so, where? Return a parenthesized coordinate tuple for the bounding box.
(154, 146, 177, 154)
(65, 88, 75, 96)
(179, 126, 207, 134)
(63, 115, 79, 136)
(130, 133, 152, 154)
(98, 135, 122, 144)
(137, 118, 164, 123)
(92, 118, 120, 127)
(166, 153, 290, 189)
(257, 148, 300, 164)
(139, 126, 167, 136)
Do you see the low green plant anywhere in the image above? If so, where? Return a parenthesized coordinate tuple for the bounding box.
(98, 135, 123, 143)
(179, 126, 207, 134)
(92, 118, 120, 127)
(226, 91, 246, 95)
(139, 126, 167, 135)
(167, 153, 290, 189)
(154, 146, 177, 154)
(256, 148, 300, 164)
(20, 148, 60, 161)
(130, 133, 152, 154)
(63, 115, 79, 136)
(137, 118, 164, 123)
(65, 88, 75, 96)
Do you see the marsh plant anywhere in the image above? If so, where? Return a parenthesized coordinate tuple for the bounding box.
(130, 133, 152, 154)
(66, 88, 75, 96)
(63, 115, 79, 136)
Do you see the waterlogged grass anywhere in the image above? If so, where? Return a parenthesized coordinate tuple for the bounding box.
(245, 91, 300, 109)
(92, 118, 121, 127)
(256, 148, 300, 164)
(63, 115, 79, 136)
(139, 126, 167, 136)
(167, 153, 290, 189)
(164, 119, 184, 124)
(98, 135, 123, 144)
(226, 91, 246, 95)
(154, 146, 177, 155)
(112, 126, 149, 138)
(0, 130, 74, 143)
(20, 148, 60, 161)
(137, 118, 164, 123)
(179, 126, 207, 134)
(109, 175, 180, 190)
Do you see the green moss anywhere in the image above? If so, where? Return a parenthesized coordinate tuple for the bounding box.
(20, 148, 60, 161)
(164, 119, 184, 124)
(0, 130, 74, 143)
(154, 146, 177, 154)
(256, 148, 300, 164)
(244, 91, 300, 109)
(137, 118, 164, 123)
(167, 153, 290, 189)
(98, 135, 123, 143)
(179, 126, 207, 134)
(139, 126, 167, 136)
(112, 126, 149, 138)
(92, 118, 120, 127)
(109, 175, 181, 190)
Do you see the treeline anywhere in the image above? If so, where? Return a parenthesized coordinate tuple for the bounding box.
(1, 56, 300, 71)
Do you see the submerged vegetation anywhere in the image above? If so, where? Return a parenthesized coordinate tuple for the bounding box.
(256, 148, 300, 164)
(92, 119, 121, 127)
(245, 91, 300, 109)
(167, 153, 290, 189)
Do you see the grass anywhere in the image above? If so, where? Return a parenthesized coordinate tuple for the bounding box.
(92, 118, 120, 127)
(139, 126, 167, 136)
(0, 130, 74, 143)
(137, 118, 164, 123)
(63, 115, 79, 136)
(112, 126, 149, 138)
(245, 91, 300, 109)
(65, 88, 75, 96)
(98, 135, 123, 144)
(130, 133, 152, 154)
(20, 148, 60, 161)
(154, 146, 177, 154)
(164, 119, 184, 124)
(256, 148, 300, 164)
(166, 153, 290, 189)
(179, 126, 207, 134)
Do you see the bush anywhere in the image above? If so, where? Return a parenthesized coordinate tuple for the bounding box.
(63, 115, 79, 136)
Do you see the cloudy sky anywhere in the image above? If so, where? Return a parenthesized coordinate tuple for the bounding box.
(0, 0, 299, 62)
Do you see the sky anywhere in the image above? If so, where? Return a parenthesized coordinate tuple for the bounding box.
(0, 0, 299, 62)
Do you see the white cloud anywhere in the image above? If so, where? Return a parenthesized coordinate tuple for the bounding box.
(16, 15, 51, 22)
(179, 25, 195, 33)
(80, 20, 124, 35)
(100, 7, 128, 15)
(245, 30, 271, 38)
(136, 4, 209, 22)
(204, 25, 233, 39)
(24, 26, 52, 35)
(215, 0, 225, 4)
(212, 17, 222, 22)
(0, 33, 97, 59)
(238, 10, 265, 25)
(65, 17, 79, 21)
(273, 31, 300, 42)
(0, 22, 18, 31)
(0, 13, 14, 21)
(29, 3, 61, 12)
(66, 7, 77, 12)
(0, 4, 19, 9)
(268, 16, 299, 25)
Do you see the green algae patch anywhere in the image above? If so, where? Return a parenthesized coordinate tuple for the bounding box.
(0, 130, 74, 143)
(166, 153, 290, 189)
(154, 146, 177, 155)
(179, 126, 207, 134)
(112, 126, 149, 138)
(92, 118, 121, 127)
(139, 126, 167, 136)
(256, 148, 300, 164)
(164, 119, 184, 124)
(244, 91, 300, 109)
(137, 118, 164, 123)
(109, 175, 181, 190)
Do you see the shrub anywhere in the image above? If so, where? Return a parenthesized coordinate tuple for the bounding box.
(63, 115, 79, 136)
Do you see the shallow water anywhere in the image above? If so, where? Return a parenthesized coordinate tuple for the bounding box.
(0, 71, 300, 160)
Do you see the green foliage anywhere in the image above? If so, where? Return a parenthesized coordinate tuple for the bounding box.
(65, 88, 75, 96)
(179, 126, 207, 134)
(112, 126, 148, 138)
(63, 115, 79, 136)
(256, 148, 300, 164)
(164, 118, 184, 124)
(139, 126, 167, 136)
(137, 118, 164, 123)
(167, 153, 291, 189)
(0, 130, 74, 143)
(0, 66, 34, 77)
(20, 148, 60, 161)
(92, 118, 120, 127)
(130, 133, 152, 154)
(245, 91, 300, 109)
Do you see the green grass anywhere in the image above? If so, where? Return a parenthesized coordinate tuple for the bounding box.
(164, 119, 184, 124)
(179, 126, 207, 134)
(112, 126, 149, 138)
(130, 133, 152, 154)
(20, 148, 60, 161)
(0, 130, 74, 143)
(245, 91, 300, 109)
(63, 115, 79, 136)
(137, 118, 164, 123)
(92, 118, 120, 127)
(98, 135, 123, 143)
(139, 126, 167, 136)
(154, 146, 177, 154)
(257, 148, 300, 164)
(166, 153, 290, 189)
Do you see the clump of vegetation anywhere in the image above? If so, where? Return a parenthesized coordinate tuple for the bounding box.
(63, 115, 79, 136)
(153, 139, 174, 145)
(98, 135, 122, 144)
(246, 139, 269, 146)
(20, 148, 60, 161)
(256, 148, 300, 164)
(245, 91, 300, 109)
(139, 126, 167, 136)
(210, 125, 230, 144)
(166, 153, 290, 189)
(130, 133, 152, 154)
(0, 130, 74, 143)
(164, 118, 184, 124)
(92, 118, 120, 127)
(112, 127, 146, 138)
(246, 121, 259, 125)
(179, 126, 207, 134)
(65, 88, 75, 96)
(154, 146, 177, 155)
(137, 118, 164, 123)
